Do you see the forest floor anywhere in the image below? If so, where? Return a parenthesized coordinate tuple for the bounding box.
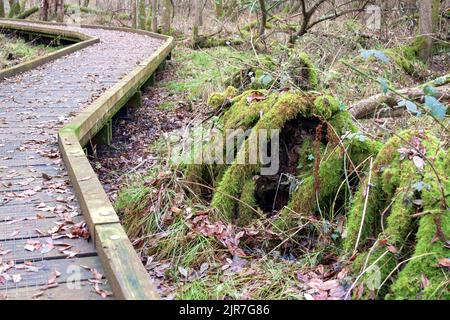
(88, 18, 449, 299)
(0, 34, 60, 69)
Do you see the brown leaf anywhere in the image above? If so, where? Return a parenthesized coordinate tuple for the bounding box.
(42, 173, 52, 181)
(437, 258, 450, 268)
(387, 245, 398, 254)
(94, 283, 113, 298)
(246, 91, 266, 104)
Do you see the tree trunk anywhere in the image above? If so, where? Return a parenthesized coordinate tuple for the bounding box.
(258, 0, 267, 37)
(131, 0, 137, 29)
(419, 0, 434, 64)
(192, 0, 201, 46)
(162, 0, 172, 34)
(215, 0, 223, 17)
(151, 0, 158, 32)
(138, 0, 146, 29)
(0, 0, 5, 18)
(56, 0, 64, 22)
(39, 0, 48, 20)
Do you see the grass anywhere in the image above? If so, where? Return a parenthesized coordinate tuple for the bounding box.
(163, 45, 253, 103)
(178, 258, 305, 300)
(0, 34, 60, 69)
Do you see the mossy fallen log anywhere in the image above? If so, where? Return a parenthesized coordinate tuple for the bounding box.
(344, 130, 449, 299)
(188, 89, 379, 228)
(185, 87, 449, 299)
(192, 36, 245, 49)
(14, 6, 38, 19)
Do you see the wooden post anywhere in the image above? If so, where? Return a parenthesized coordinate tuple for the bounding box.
(125, 90, 142, 109)
(92, 119, 112, 146)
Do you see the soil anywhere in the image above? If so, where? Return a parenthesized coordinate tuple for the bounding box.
(89, 62, 194, 201)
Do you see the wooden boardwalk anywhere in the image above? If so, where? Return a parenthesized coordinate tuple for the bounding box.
(0, 21, 164, 299)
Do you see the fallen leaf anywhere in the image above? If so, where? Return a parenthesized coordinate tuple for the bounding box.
(12, 274, 22, 283)
(94, 283, 113, 298)
(437, 258, 450, 268)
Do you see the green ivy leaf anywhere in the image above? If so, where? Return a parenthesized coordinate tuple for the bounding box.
(423, 85, 437, 96)
(360, 49, 390, 63)
(378, 78, 389, 94)
(259, 74, 274, 87)
(398, 99, 420, 115)
(339, 101, 348, 111)
(424, 96, 447, 119)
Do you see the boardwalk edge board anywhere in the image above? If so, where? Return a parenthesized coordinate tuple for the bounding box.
(1, 19, 174, 300)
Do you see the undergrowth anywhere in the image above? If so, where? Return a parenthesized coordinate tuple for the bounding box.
(0, 34, 60, 69)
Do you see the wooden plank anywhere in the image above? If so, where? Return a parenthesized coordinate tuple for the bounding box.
(0, 256, 104, 290)
(0, 201, 79, 219)
(0, 215, 84, 241)
(1, 280, 113, 300)
(95, 223, 159, 300)
(0, 236, 96, 263)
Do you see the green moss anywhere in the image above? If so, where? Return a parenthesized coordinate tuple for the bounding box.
(211, 92, 311, 222)
(299, 52, 318, 89)
(387, 213, 450, 300)
(387, 138, 450, 300)
(385, 37, 425, 76)
(313, 95, 340, 120)
(343, 132, 410, 254)
(223, 90, 279, 130)
(345, 131, 449, 299)
(287, 51, 319, 90)
(207, 86, 238, 108)
(237, 178, 258, 226)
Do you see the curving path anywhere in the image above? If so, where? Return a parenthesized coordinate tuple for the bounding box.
(0, 21, 164, 300)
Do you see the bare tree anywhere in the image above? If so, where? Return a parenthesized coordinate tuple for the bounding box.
(162, 0, 172, 34)
(39, 0, 49, 20)
(138, 0, 146, 29)
(151, 0, 158, 32)
(418, 0, 436, 64)
(56, 0, 64, 22)
(0, 0, 5, 18)
(131, 0, 137, 29)
(258, 0, 267, 37)
(289, 0, 370, 43)
(192, 0, 202, 45)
